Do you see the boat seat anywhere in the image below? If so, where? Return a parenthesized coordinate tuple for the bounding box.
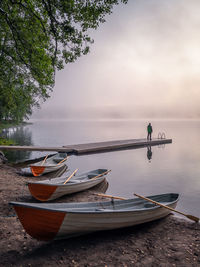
(88, 175, 96, 179)
(144, 203, 156, 208)
(67, 180, 82, 184)
(53, 158, 64, 163)
(95, 208, 112, 212)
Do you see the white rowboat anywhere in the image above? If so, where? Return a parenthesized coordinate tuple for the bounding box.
(28, 169, 109, 201)
(10, 193, 179, 241)
(29, 154, 68, 177)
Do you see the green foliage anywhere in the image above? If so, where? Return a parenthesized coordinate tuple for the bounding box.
(0, 121, 18, 145)
(0, 0, 128, 122)
(0, 137, 15, 145)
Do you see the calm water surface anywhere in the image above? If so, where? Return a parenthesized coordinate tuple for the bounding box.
(2, 119, 200, 217)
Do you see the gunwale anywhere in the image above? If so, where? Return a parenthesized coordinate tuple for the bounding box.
(10, 193, 179, 214)
(28, 169, 108, 187)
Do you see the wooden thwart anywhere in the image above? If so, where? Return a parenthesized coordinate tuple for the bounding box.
(94, 193, 125, 200)
(57, 156, 69, 165)
(63, 169, 78, 184)
(90, 170, 111, 180)
(41, 155, 48, 166)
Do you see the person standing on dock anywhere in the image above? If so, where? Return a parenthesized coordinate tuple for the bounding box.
(147, 123, 153, 140)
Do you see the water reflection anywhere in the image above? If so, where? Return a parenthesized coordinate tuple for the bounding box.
(147, 146, 153, 162)
(1, 126, 33, 162)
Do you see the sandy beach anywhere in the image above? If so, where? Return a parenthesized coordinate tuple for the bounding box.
(0, 163, 200, 267)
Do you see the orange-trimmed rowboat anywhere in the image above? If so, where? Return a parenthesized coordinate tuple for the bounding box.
(28, 169, 109, 201)
(30, 154, 68, 177)
(10, 193, 179, 241)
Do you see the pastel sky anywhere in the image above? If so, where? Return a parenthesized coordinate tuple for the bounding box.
(32, 0, 200, 120)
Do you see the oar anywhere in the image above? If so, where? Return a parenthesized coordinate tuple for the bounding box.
(90, 170, 111, 180)
(134, 193, 199, 223)
(93, 193, 125, 200)
(57, 156, 69, 165)
(41, 155, 48, 166)
(63, 169, 78, 184)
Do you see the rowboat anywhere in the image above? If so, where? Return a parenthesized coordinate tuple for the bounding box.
(10, 193, 179, 241)
(19, 164, 68, 178)
(27, 169, 109, 201)
(30, 154, 68, 177)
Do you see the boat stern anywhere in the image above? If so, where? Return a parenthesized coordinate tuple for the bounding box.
(28, 183, 58, 201)
(10, 202, 66, 241)
(30, 166, 46, 176)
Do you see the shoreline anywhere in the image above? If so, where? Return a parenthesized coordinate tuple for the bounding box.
(0, 163, 200, 266)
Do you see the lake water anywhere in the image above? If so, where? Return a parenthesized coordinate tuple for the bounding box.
(2, 119, 200, 217)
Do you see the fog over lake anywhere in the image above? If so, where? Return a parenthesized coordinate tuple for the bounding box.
(31, 0, 200, 121)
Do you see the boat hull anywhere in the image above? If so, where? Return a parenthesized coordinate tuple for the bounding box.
(57, 202, 177, 239)
(28, 169, 108, 201)
(30, 164, 66, 177)
(28, 177, 105, 201)
(10, 193, 179, 241)
(30, 154, 68, 176)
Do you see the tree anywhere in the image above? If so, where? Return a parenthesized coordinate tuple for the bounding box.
(0, 0, 127, 122)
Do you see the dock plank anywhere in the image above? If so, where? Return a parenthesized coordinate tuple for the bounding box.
(0, 145, 73, 152)
(66, 138, 172, 154)
(0, 138, 172, 155)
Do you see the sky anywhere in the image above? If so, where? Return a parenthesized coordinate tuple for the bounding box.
(32, 0, 200, 120)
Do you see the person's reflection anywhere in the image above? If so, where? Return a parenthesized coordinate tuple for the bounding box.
(147, 145, 153, 162)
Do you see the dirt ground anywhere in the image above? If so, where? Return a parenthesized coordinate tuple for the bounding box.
(0, 163, 200, 267)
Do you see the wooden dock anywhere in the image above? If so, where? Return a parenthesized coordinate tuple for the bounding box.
(0, 138, 172, 155)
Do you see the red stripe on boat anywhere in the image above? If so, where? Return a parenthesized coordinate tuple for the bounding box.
(14, 205, 65, 241)
(28, 184, 57, 201)
(31, 166, 46, 176)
